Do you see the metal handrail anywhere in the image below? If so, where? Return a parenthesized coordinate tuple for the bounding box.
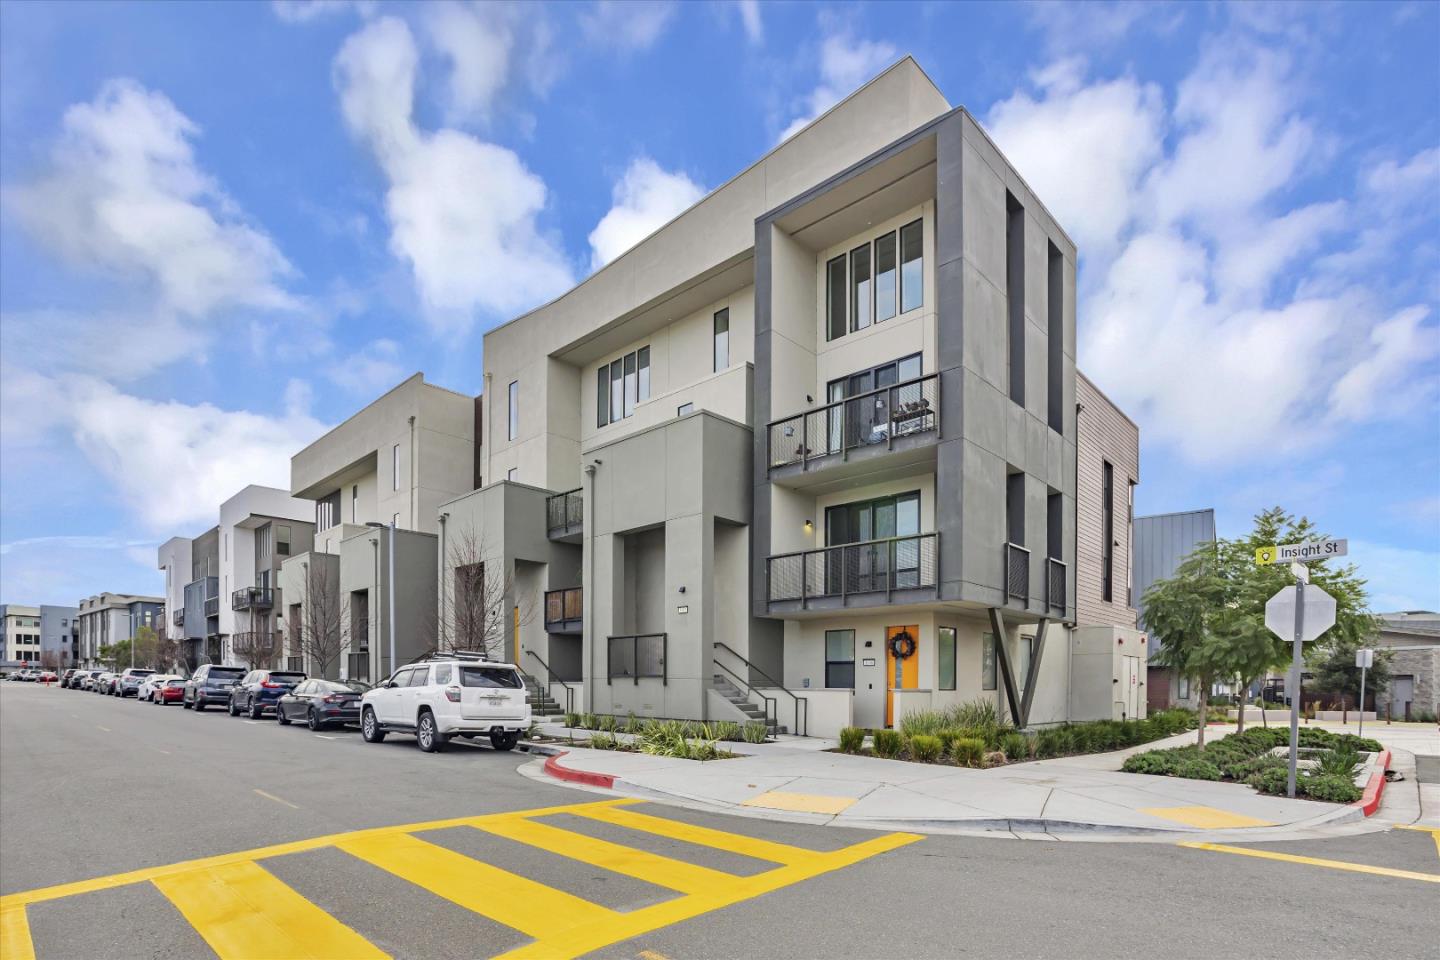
(1045, 557, 1067, 613)
(526, 649, 575, 716)
(766, 532, 938, 604)
(767, 372, 939, 469)
(1005, 542, 1031, 606)
(606, 633, 666, 684)
(546, 488, 583, 534)
(712, 658, 776, 732)
(714, 641, 807, 736)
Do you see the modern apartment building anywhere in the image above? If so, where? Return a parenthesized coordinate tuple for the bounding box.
(282, 373, 476, 680)
(445, 58, 1142, 736)
(1, 605, 42, 668)
(75, 593, 164, 667)
(1134, 507, 1217, 709)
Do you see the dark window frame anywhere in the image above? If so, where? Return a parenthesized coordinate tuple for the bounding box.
(938, 626, 957, 691)
(713, 308, 730, 372)
(1101, 460, 1115, 602)
(824, 629, 855, 689)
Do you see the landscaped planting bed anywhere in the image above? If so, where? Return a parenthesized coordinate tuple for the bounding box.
(1121, 726, 1381, 802)
(542, 714, 755, 760)
(834, 701, 1198, 769)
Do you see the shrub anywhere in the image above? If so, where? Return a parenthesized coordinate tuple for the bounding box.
(1222, 753, 1286, 782)
(1301, 773, 1362, 803)
(1313, 746, 1363, 780)
(588, 732, 619, 750)
(714, 720, 742, 742)
(909, 734, 944, 763)
(872, 729, 904, 759)
(1000, 731, 1029, 762)
(899, 709, 948, 737)
(1122, 751, 1179, 775)
(1247, 765, 1289, 795)
(936, 728, 962, 756)
(596, 714, 618, 733)
(1172, 758, 1222, 781)
(742, 721, 770, 744)
(838, 726, 866, 754)
(950, 737, 985, 767)
(946, 698, 1005, 729)
(563, 712, 580, 728)
(580, 712, 598, 730)
(623, 712, 641, 734)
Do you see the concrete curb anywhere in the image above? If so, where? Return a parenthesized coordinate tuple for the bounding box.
(1354, 749, 1391, 817)
(524, 744, 619, 789)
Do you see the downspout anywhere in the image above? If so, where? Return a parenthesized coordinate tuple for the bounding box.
(438, 512, 449, 650)
(370, 537, 380, 680)
(583, 460, 598, 715)
(408, 415, 417, 529)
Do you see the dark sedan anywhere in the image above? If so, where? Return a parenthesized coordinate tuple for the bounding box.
(276, 679, 370, 730)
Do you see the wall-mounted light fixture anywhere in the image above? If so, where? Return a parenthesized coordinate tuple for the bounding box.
(803, 520, 813, 534)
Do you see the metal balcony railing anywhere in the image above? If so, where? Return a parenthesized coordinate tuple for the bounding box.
(606, 633, 666, 684)
(172, 609, 184, 627)
(768, 373, 939, 471)
(346, 653, 369, 682)
(231, 586, 274, 611)
(203, 597, 219, 618)
(546, 488, 583, 537)
(1046, 557, 1067, 613)
(766, 534, 939, 604)
(543, 588, 582, 633)
(1005, 542, 1031, 606)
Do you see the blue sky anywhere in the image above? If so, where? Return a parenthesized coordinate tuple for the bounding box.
(1, 0, 1437, 611)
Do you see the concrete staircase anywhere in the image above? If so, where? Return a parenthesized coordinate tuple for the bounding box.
(712, 673, 785, 735)
(521, 674, 564, 720)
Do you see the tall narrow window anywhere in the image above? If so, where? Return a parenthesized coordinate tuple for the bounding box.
(982, 633, 997, 691)
(1047, 491, 1062, 561)
(1006, 470, 1025, 545)
(1101, 460, 1114, 602)
(1047, 241, 1064, 433)
(874, 230, 897, 323)
(637, 346, 650, 401)
(1006, 192, 1025, 405)
(623, 352, 637, 418)
(712, 308, 729, 372)
(507, 381, 519, 440)
(900, 218, 923, 313)
(597, 366, 609, 428)
(938, 626, 956, 691)
(351, 484, 358, 523)
(610, 360, 623, 423)
(276, 525, 290, 555)
(392, 444, 400, 490)
(1127, 480, 1136, 607)
(826, 254, 847, 341)
(824, 629, 855, 689)
(849, 244, 871, 331)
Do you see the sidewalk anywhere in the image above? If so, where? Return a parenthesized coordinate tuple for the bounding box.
(521, 723, 1395, 843)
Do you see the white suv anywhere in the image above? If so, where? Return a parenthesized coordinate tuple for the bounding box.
(360, 656, 530, 753)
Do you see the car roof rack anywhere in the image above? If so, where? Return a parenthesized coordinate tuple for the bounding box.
(407, 649, 493, 664)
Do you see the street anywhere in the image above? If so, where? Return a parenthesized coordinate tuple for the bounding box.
(2, 681, 1436, 960)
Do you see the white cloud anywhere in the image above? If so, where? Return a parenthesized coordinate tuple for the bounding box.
(1026, 0, 1177, 57)
(424, 1, 511, 125)
(581, 1, 676, 52)
(587, 157, 705, 270)
(0, 536, 161, 606)
(1328, 306, 1439, 422)
(333, 16, 573, 332)
(271, 0, 375, 24)
(6, 79, 295, 319)
(326, 338, 408, 394)
(735, 0, 762, 44)
(61, 376, 327, 532)
(1345, 539, 1440, 612)
(780, 31, 896, 142)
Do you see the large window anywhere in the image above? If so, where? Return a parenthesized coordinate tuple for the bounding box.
(1007, 192, 1025, 405)
(938, 626, 956, 691)
(713, 308, 729, 372)
(874, 230, 897, 323)
(316, 490, 341, 531)
(900, 218, 923, 313)
(824, 218, 923, 342)
(824, 629, 855, 688)
(596, 346, 651, 427)
(982, 633, 997, 691)
(849, 244, 871, 331)
(826, 255, 847, 341)
(507, 381, 519, 441)
(1101, 460, 1114, 602)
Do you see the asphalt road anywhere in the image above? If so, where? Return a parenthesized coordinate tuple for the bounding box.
(1, 681, 1436, 959)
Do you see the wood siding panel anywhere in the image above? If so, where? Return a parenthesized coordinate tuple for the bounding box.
(1075, 373, 1138, 629)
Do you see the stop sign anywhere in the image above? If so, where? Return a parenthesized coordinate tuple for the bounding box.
(1265, 583, 1337, 643)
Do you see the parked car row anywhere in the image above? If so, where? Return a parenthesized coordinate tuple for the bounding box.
(4, 669, 58, 683)
(48, 653, 533, 753)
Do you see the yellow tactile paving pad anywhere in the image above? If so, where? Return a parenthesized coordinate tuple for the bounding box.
(1140, 805, 1274, 829)
(0, 799, 919, 960)
(741, 790, 859, 815)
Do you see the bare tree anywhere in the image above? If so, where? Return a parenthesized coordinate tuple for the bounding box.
(297, 561, 346, 679)
(151, 624, 184, 673)
(231, 622, 280, 671)
(39, 650, 62, 673)
(444, 525, 535, 660)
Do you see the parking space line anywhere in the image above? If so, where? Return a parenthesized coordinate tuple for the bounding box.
(335, 831, 617, 940)
(566, 804, 826, 866)
(0, 904, 35, 960)
(1179, 841, 1440, 883)
(473, 815, 738, 895)
(153, 860, 388, 960)
(254, 788, 301, 810)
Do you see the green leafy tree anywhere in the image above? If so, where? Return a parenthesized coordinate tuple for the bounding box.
(1145, 507, 1379, 744)
(1309, 635, 1392, 713)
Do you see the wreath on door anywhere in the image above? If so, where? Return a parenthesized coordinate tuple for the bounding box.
(888, 630, 916, 660)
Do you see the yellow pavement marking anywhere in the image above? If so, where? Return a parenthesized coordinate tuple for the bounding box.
(494, 830, 922, 960)
(474, 815, 737, 895)
(1396, 824, 1440, 859)
(567, 804, 824, 865)
(1141, 806, 1273, 829)
(1180, 842, 1440, 884)
(336, 831, 617, 940)
(741, 790, 857, 815)
(154, 860, 387, 959)
(638, 951, 671, 960)
(1, 904, 36, 960)
(254, 788, 301, 810)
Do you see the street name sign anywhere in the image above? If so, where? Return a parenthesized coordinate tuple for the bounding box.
(1264, 583, 1336, 644)
(1254, 538, 1348, 565)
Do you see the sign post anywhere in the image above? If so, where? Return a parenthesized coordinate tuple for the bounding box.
(1265, 577, 1338, 798)
(1355, 648, 1374, 738)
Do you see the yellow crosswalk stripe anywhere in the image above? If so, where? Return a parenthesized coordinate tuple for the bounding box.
(335, 831, 618, 940)
(566, 804, 824, 866)
(151, 860, 388, 960)
(0, 904, 36, 960)
(473, 815, 739, 895)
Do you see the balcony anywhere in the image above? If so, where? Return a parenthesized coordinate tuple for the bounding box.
(172, 609, 184, 628)
(546, 488, 583, 542)
(1045, 557, 1067, 614)
(767, 373, 939, 487)
(1004, 542, 1030, 607)
(765, 534, 938, 612)
(543, 588, 582, 635)
(231, 586, 274, 611)
(203, 597, 219, 618)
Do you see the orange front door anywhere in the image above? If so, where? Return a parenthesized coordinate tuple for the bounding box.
(884, 624, 920, 727)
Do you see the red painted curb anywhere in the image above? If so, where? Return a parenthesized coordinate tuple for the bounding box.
(1353, 749, 1390, 817)
(543, 750, 616, 789)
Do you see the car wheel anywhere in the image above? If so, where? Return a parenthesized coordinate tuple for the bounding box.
(228, 698, 239, 717)
(249, 701, 263, 720)
(194, 698, 206, 712)
(277, 706, 291, 725)
(490, 732, 519, 752)
(182, 698, 192, 709)
(361, 707, 385, 743)
(307, 709, 322, 731)
(416, 712, 443, 752)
